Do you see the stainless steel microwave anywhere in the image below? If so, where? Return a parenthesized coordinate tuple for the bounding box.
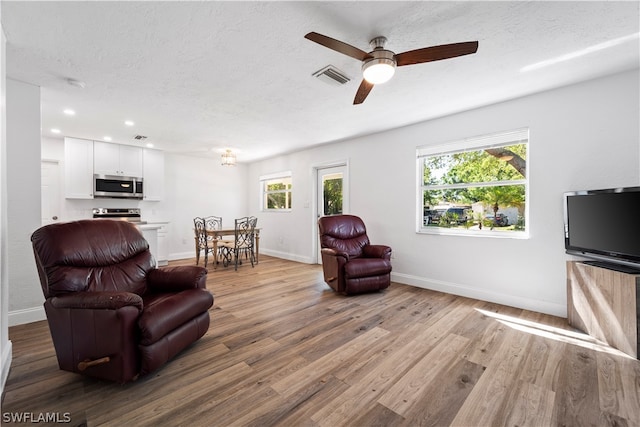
(94, 174, 143, 199)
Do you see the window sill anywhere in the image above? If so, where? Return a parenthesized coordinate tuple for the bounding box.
(417, 227, 529, 239)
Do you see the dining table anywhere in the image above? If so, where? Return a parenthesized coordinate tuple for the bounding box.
(205, 227, 261, 269)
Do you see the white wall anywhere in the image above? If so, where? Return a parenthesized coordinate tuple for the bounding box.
(248, 69, 640, 317)
(40, 138, 249, 259)
(0, 3, 11, 396)
(6, 79, 42, 326)
(157, 152, 249, 260)
(10, 141, 249, 325)
(12, 69, 640, 327)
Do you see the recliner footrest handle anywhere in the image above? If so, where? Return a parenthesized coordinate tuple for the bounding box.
(78, 356, 110, 371)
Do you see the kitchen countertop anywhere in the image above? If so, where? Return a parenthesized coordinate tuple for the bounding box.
(137, 223, 163, 230)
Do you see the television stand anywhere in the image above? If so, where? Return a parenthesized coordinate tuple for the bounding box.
(583, 260, 640, 275)
(567, 261, 639, 359)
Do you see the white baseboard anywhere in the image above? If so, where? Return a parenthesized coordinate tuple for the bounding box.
(158, 251, 567, 317)
(170, 249, 315, 265)
(391, 272, 567, 318)
(8, 306, 46, 326)
(1, 340, 13, 397)
(168, 251, 195, 261)
(260, 248, 314, 264)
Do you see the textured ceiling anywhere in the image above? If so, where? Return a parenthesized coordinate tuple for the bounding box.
(2, 1, 639, 162)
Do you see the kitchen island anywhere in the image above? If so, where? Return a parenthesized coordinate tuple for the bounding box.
(138, 223, 162, 267)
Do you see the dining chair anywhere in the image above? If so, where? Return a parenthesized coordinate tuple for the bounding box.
(195, 216, 233, 268)
(209, 216, 235, 247)
(193, 217, 214, 267)
(220, 216, 258, 271)
(205, 216, 223, 233)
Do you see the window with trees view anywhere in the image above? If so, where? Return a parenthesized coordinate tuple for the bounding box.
(261, 173, 292, 211)
(418, 129, 528, 236)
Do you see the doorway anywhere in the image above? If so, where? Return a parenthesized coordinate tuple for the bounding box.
(314, 163, 349, 263)
(41, 160, 61, 226)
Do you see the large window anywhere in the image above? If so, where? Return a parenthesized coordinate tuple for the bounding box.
(417, 129, 528, 237)
(261, 172, 292, 211)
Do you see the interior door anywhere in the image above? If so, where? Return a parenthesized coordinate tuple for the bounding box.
(316, 164, 348, 263)
(41, 160, 61, 225)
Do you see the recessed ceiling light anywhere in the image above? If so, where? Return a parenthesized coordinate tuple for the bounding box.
(103, 136, 112, 141)
(124, 120, 135, 126)
(146, 143, 154, 148)
(51, 128, 61, 134)
(63, 109, 76, 116)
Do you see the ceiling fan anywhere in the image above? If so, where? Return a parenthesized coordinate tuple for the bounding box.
(304, 32, 479, 105)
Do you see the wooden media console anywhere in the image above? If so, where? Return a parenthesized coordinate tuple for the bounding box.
(567, 261, 640, 358)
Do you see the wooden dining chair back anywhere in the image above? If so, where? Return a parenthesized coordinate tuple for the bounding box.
(221, 216, 258, 271)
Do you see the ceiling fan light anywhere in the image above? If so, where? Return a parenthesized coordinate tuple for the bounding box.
(362, 58, 396, 84)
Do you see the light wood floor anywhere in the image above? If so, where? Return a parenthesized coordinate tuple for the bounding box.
(3, 256, 640, 426)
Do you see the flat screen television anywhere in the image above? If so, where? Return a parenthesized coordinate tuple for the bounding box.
(564, 186, 640, 272)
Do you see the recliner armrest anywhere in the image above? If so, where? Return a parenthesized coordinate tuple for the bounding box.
(363, 244, 392, 260)
(50, 291, 143, 310)
(147, 266, 208, 292)
(321, 247, 350, 261)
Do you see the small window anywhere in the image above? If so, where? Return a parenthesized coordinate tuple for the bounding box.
(417, 129, 529, 237)
(261, 172, 292, 211)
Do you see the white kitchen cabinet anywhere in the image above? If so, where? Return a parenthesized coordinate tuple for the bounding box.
(138, 224, 160, 268)
(64, 137, 94, 199)
(138, 223, 169, 267)
(142, 148, 165, 201)
(156, 223, 169, 266)
(94, 141, 143, 177)
(119, 145, 144, 177)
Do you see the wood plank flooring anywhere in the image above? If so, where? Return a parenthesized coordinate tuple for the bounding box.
(2, 256, 639, 426)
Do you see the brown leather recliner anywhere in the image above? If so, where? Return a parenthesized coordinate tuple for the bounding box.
(318, 214, 392, 295)
(31, 219, 213, 383)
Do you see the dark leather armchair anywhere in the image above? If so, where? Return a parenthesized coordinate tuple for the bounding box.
(318, 214, 392, 295)
(31, 219, 213, 383)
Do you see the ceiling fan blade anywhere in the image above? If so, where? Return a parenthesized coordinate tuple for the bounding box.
(353, 80, 374, 105)
(395, 41, 479, 67)
(305, 32, 372, 61)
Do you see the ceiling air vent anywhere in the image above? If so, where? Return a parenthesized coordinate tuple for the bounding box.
(312, 65, 350, 86)
(133, 135, 148, 140)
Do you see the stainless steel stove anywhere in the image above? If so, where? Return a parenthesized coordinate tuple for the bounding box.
(92, 208, 145, 223)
